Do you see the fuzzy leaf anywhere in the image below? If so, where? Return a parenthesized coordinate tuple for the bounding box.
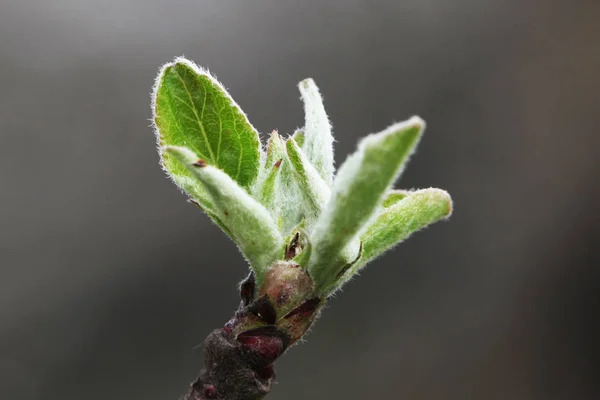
(298, 79, 334, 186)
(265, 131, 287, 168)
(165, 146, 282, 278)
(254, 162, 282, 213)
(153, 57, 261, 202)
(360, 188, 452, 263)
(276, 157, 304, 235)
(334, 188, 452, 289)
(308, 117, 425, 293)
(253, 132, 286, 213)
(285, 138, 331, 224)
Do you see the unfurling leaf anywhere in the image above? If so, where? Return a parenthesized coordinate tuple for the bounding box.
(336, 188, 453, 289)
(308, 117, 425, 294)
(165, 146, 283, 280)
(298, 79, 334, 186)
(285, 138, 330, 224)
(253, 132, 286, 214)
(153, 57, 261, 203)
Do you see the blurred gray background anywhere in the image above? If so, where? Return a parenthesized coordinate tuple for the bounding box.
(1, 0, 599, 399)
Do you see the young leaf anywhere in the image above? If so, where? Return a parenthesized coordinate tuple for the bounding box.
(360, 188, 452, 262)
(334, 188, 452, 290)
(153, 57, 261, 194)
(308, 117, 425, 293)
(265, 131, 287, 168)
(298, 79, 334, 186)
(165, 146, 283, 279)
(285, 138, 331, 224)
(255, 161, 282, 213)
(253, 132, 285, 213)
(276, 160, 304, 235)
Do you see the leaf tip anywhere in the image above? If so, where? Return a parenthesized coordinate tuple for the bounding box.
(162, 145, 198, 165)
(406, 115, 426, 131)
(416, 188, 454, 219)
(435, 189, 454, 218)
(171, 55, 212, 79)
(298, 77, 316, 90)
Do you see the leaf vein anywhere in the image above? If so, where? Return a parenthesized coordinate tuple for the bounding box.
(163, 88, 207, 160)
(173, 68, 216, 163)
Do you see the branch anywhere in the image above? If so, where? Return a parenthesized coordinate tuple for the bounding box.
(184, 264, 323, 399)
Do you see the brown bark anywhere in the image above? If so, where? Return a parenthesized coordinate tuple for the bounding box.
(184, 263, 324, 400)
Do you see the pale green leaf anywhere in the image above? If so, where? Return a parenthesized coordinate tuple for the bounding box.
(165, 146, 283, 279)
(276, 155, 304, 235)
(360, 188, 453, 263)
(298, 78, 334, 186)
(253, 132, 285, 213)
(285, 138, 331, 224)
(153, 57, 261, 199)
(308, 117, 425, 294)
(334, 188, 452, 289)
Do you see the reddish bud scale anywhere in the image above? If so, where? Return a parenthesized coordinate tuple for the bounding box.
(236, 333, 284, 363)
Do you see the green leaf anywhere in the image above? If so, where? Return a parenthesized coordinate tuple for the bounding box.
(285, 138, 331, 224)
(165, 146, 283, 279)
(360, 188, 452, 263)
(275, 161, 304, 235)
(265, 131, 287, 168)
(253, 131, 285, 213)
(334, 188, 452, 289)
(308, 117, 425, 294)
(298, 78, 334, 186)
(255, 161, 282, 213)
(153, 57, 261, 197)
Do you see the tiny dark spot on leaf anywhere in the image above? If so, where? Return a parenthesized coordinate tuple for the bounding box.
(193, 159, 207, 167)
(187, 198, 203, 209)
(223, 210, 229, 216)
(274, 158, 283, 168)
